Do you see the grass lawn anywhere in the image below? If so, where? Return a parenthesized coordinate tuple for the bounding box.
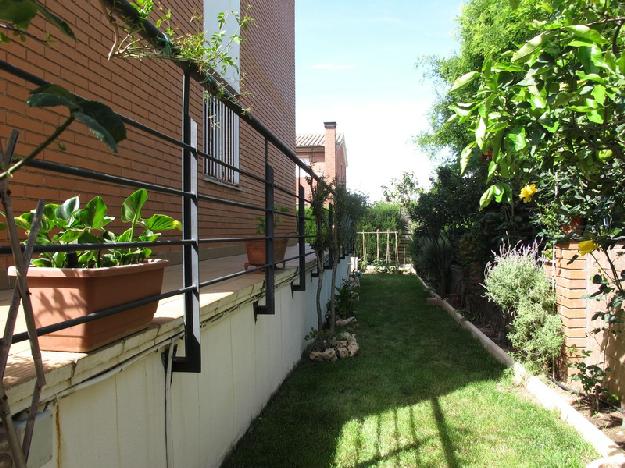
(222, 274, 597, 467)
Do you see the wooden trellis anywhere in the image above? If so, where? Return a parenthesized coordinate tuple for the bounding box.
(357, 230, 401, 266)
(0, 130, 47, 467)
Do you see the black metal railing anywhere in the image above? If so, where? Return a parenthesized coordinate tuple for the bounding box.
(0, 2, 347, 374)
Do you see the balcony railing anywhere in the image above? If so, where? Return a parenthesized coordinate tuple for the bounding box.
(0, 0, 340, 375)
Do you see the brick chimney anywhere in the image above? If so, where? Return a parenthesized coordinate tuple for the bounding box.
(324, 121, 337, 182)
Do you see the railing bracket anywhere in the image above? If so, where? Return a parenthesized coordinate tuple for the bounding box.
(253, 301, 274, 321)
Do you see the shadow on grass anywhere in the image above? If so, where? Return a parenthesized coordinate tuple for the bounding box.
(221, 274, 502, 467)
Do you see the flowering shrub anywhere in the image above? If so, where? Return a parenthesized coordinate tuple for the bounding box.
(484, 243, 563, 372)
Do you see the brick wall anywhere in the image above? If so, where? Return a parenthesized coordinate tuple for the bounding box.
(295, 146, 324, 202)
(0, 0, 296, 286)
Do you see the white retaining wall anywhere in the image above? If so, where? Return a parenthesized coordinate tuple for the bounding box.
(33, 259, 350, 468)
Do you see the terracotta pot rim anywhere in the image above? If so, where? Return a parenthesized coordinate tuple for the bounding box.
(8, 258, 168, 278)
(245, 238, 288, 245)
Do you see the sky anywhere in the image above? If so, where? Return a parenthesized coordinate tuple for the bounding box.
(296, 0, 466, 201)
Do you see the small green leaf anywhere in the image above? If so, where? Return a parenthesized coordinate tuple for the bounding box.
(0, 0, 38, 29)
(27, 84, 79, 110)
(591, 85, 606, 105)
(588, 110, 604, 124)
(122, 189, 148, 225)
(14, 212, 33, 231)
(144, 214, 181, 231)
(74, 101, 126, 153)
(475, 117, 487, 149)
(460, 142, 475, 175)
(506, 127, 527, 152)
(487, 160, 498, 179)
(512, 33, 544, 62)
(566, 25, 607, 45)
(56, 196, 79, 220)
(74, 196, 108, 229)
(36, 2, 74, 37)
(117, 227, 134, 243)
(451, 71, 479, 92)
(479, 186, 494, 209)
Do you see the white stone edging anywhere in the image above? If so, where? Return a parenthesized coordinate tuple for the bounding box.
(414, 273, 625, 465)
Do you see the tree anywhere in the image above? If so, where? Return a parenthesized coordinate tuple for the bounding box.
(452, 0, 625, 233)
(381, 171, 421, 207)
(417, 0, 548, 160)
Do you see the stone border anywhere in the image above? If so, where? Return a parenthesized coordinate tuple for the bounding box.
(414, 273, 625, 466)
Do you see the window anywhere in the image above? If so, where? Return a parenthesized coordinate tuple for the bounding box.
(204, 96, 240, 185)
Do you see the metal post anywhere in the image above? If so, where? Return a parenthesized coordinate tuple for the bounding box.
(254, 147, 275, 317)
(291, 185, 306, 292)
(325, 203, 333, 270)
(173, 68, 201, 373)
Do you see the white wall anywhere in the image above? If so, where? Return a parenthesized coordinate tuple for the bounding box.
(39, 259, 351, 468)
(203, 0, 241, 92)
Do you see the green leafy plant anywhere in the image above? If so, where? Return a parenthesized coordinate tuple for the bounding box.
(570, 349, 612, 412)
(15, 189, 181, 268)
(106, 0, 251, 85)
(335, 278, 359, 320)
(451, 1, 625, 211)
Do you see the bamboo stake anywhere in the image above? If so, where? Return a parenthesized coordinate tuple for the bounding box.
(0, 130, 31, 468)
(1, 192, 47, 461)
(385, 231, 390, 263)
(361, 231, 366, 266)
(0, 387, 26, 468)
(376, 229, 380, 261)
(395, 232, 399, 266)
(0, 202, 44, 377)
(0, 131, 47, 461)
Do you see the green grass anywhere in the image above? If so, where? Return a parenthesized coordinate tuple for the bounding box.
(222, 274, 597, 467)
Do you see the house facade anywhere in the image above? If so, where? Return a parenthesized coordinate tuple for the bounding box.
(296, 121, 347, 200)
(0, 0, 296, 285)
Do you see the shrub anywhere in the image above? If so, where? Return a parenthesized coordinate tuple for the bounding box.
(508, 298, 563, 373)
(412, 234, 453, 295)
(484, 244, 563, 372)
(483, 244, 549, 316)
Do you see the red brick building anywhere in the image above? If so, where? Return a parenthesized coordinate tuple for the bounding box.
(296, 121, 347, 200)
(0, 0, 296, 286)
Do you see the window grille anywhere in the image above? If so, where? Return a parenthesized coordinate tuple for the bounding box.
(204, 96, 240, 184)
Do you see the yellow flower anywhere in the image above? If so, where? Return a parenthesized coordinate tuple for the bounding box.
(519, 184, 537, 203)
(578, 240, 599, 256)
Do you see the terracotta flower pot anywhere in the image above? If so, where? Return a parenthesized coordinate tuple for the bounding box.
(561, 216, 585, 235)
(8, 259, 168, 353)
(244, 238, 288, 269)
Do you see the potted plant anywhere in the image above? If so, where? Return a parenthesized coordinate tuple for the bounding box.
(244, 206, 290, 270)
(8, 189, 181, 352)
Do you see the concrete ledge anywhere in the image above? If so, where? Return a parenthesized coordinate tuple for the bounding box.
(415, 273, 625, 463)
(5, 251, 320, 413)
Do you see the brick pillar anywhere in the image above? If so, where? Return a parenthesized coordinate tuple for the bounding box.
(548, 242, 588, 378)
